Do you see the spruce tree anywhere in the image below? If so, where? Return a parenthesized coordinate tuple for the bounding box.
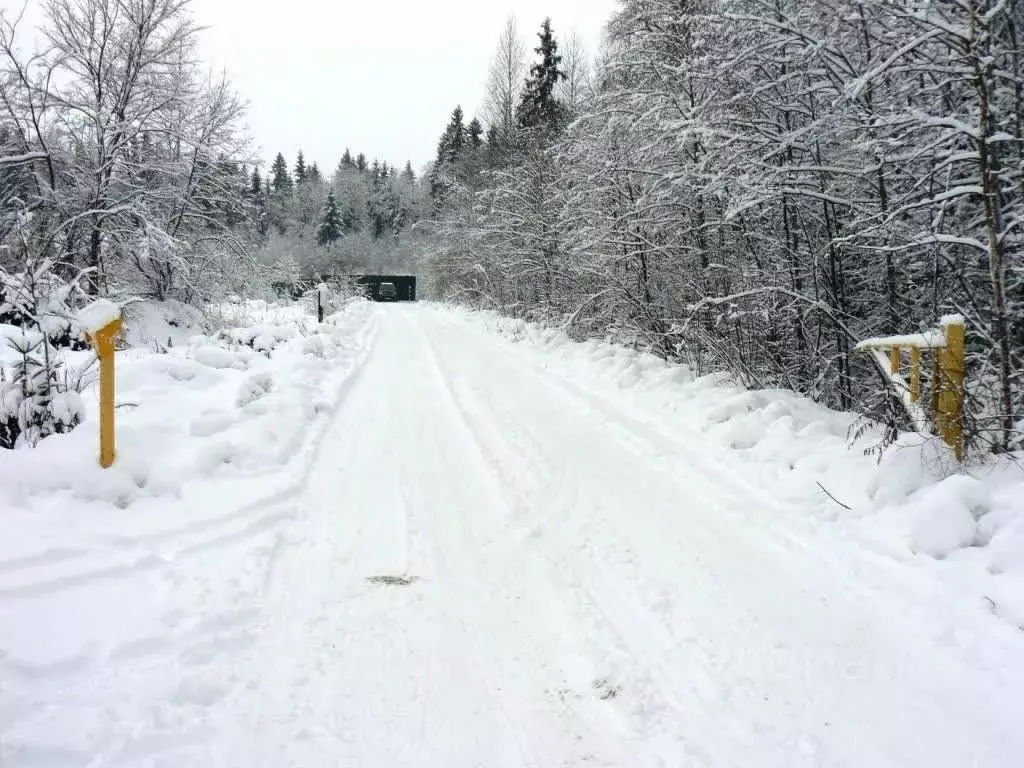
(516, 18, 566, 132)
(249, 167, 263, 196)
(316, 189, 344, 245)
(271, 152, 293, 193)
(436, 106, 466, 165)
(468, 118, 484, 148)
(356, 153, 368, 172)
(401, 160, 415, 183)
(308, 162, 322, 183)
(294, 151, 307, 183)
(341, 148, 354, 167)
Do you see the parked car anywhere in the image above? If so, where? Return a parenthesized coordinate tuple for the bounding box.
(378, 282, 398, 301)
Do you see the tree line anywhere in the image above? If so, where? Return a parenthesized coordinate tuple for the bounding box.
(426, 2, 1024, 456)
(0, 0, 423, 448)
(0, 0, 424, 306)
(252, 149, 426, 285)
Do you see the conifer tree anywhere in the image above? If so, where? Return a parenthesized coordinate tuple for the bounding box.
(468, 118, 484, 148)
(249, 167, 263, 197)
(341, 148, 354, 168)
(516, 18, 566, 131)
(356, 153, 368, 172)
(436, 106, 466, 164)
(271, 152, 293, 193)
(316, 189, 344, 245)
(294, 150, 307, 183)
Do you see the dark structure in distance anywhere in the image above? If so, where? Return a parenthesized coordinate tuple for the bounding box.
(355, 275, 417, 302)
(271, 275, 418, 302)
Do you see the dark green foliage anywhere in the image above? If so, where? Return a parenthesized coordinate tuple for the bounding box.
(271, 152, 293, 194)
(317, 189, 344, 245)
(468, 118, 484, 148)
(436, 106, 465, 165)
(516, 18, 566, 132)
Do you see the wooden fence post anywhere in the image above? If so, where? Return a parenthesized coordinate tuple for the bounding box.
(937, 316, 965, 461)
(856, 315, 967, 461)
(84, 316, 123, 468)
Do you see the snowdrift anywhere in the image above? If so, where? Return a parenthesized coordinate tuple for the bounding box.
(461, 307, 1024, 631)
(1, 297, 376, 545)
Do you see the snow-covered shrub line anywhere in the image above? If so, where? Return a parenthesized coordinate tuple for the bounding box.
(447, 305, 1024, 632)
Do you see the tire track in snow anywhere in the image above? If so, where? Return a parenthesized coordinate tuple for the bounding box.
(416, 316, 722, 766)
(416, 309, 1024, 768)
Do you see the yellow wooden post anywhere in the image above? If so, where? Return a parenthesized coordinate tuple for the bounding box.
(85, 317, 123, 468)
(937, 317, 965, 461)
(890, 345, 900, 374)
(910, 347, 921, 403)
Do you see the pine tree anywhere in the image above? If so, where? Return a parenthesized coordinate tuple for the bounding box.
(341, 148, 354, 168)
(308, 162, 322, 183)
(247, 167, 267, 236)
(436, 106, 466, 164)
(401, 160, 416, 183)
(316, 189, 344, 245)
(356, 153, 368, 172)
(294, 151, 307, 184)
(468, 118, 484, 148)
(271, 152, 293, 193)
(516, 18, 566, 132)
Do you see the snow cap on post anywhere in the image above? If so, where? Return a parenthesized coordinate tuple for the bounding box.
(77, 299, 122, 336)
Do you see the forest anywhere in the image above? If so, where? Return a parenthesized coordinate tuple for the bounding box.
(0, 0, 425, 446)
(425, 0, 1024, 457)
(1, 0, 1022, 457)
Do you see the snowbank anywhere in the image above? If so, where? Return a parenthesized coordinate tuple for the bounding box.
(448, 306, 1024, 631)
(121, 298, 206, 349)
(1, 296, 376, 532)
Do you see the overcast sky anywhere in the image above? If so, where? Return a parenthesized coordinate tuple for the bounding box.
(191, 0, 617, 176)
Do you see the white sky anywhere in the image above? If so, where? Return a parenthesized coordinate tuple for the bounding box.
(192, 0, 618, 176)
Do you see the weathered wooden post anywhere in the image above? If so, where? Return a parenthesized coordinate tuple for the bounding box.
(78, 300, 123, 468)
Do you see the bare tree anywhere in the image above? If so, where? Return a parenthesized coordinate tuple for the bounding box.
(557, 30, 591, 115)
(429, 0, 1024, 456)
(482, 16, 527, 147)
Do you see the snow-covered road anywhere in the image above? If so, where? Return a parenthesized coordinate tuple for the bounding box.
(6, 304, 1024, 767)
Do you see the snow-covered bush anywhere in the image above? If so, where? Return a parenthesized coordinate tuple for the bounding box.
(0, 241, 91, 448)
(1, 265, 88, 350)
(0, 327, 85, 448)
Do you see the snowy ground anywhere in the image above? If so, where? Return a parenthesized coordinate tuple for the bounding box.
(2, 302, 1024, 767)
